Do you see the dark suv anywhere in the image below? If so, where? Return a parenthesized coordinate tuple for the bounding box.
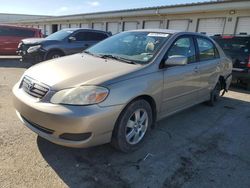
(213, 35, 250, 90)
(17, 28, 111, 63)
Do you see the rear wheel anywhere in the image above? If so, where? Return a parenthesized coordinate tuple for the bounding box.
(207, 82, 221, 106)
(46, 51, 64, 60)
(111, 99, 153, 153)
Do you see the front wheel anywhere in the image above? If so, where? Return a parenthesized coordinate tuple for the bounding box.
(111, 100, 153, 153)
(46, 51, 64, 60)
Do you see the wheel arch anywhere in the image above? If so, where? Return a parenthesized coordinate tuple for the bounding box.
(45, 48, 65, 59)
(115, 95, 157, 129)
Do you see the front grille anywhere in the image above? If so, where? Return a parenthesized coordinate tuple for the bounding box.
(20, 76, 50, 99)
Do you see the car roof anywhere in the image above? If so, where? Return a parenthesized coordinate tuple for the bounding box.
(0, 24, 40, 31)
(126, 29, 209, 37)
(61, 28, 110, 34)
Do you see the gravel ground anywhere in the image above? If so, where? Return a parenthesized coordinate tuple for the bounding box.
(0, 59, 250, 188)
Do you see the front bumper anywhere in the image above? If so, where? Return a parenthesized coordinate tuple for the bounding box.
(13, 83, 123, 148)
(17, 48, 46, 64)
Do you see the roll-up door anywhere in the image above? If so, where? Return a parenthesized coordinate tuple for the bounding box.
(124, 22, 138, 31)
(168, 20, 190, 31)
(93, 23, 104, 31)
(144, 20, 161, 29)
(60, 24, 69, 30)
(236, 17, 250, 35)
(70, 23, 79, 28)
(81, 23, 89, 28)
(107, 22, 120, 34)
(197, 18, 226, 36)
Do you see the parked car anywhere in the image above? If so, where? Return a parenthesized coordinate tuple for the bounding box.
(13, 30, 232, 152)
(212, 35, 250, 90)
(17, 28, 111, 63)
(0, 25, 42, 55)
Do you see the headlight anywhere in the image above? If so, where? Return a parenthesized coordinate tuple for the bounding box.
(27, 45, 41, 53)
(50, 86, 109, 105)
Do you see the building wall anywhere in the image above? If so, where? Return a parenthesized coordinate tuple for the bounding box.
(6, 2, 250, 36)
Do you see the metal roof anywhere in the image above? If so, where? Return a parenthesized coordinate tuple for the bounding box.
(45, 0, 245, 18)
(6, 0, 250, 23)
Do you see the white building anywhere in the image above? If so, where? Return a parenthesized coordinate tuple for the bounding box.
(0, 13, 51, 23)
(5, 0, 250, 36)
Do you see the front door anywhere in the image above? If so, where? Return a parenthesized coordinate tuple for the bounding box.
(160, 36, 200, 116)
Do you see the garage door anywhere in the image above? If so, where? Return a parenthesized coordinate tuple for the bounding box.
(81, 23, 89, 28)
(45, 25, 52, 35)
(168, 20, 190, 31)
(70, 23, 80, 28)
(60, 24, 69, 30)
(144, 21, 161, 29)
(93, 23, 104, 31)
(197, 18, 226, 36)
(124, 22, 138, 31)
(107, 22, 120, 34)
(236, 17, 250, 35)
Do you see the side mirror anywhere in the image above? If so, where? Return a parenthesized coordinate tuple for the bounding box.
(165, 55, 188, 66)
(68, 36, 76, 42)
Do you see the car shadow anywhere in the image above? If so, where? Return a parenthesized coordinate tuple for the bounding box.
(37, 93, 250, 188)
(0, 59, 32, 68)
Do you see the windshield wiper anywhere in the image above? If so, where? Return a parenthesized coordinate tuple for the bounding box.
(100, 54, 136, 64)
(83, 51, 103, 58)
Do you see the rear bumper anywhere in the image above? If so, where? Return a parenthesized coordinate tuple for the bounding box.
(13, 83, 124, 148)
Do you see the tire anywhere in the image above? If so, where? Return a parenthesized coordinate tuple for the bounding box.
(46, 51, 64, 60)
(207, 82, 221, 106)
(111, 99, 153, 153)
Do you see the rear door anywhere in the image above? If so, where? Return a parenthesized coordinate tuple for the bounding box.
(195, 36, 221, 99)
(161, 35, 200, 115)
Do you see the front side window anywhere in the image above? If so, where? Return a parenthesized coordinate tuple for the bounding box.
(197, 37, 218, 61)
(86, 32, 170, 64)
(73, 32, 108, 41)
(74, 32, 86, 41)
(166, 37, 196, 64)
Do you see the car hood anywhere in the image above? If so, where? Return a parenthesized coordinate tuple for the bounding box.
(21, 38, 45, 44)
(24, 53, 141, 90)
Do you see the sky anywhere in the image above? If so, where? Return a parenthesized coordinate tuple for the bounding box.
(0, 0, 209, 16)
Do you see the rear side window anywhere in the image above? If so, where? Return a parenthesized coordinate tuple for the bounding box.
(74, 31, 108, 41)
(197, 37, 218, 61)
(0, 27, 35, 37)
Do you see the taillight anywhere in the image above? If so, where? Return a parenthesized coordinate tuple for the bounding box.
(248, 55, 250, 68)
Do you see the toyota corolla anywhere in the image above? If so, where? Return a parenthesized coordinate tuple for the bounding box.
(13, 30, 232, 152)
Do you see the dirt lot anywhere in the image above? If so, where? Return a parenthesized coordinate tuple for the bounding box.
(0, 59, 250, 188)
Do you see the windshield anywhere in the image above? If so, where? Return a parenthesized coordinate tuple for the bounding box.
(85, 31, 170, 64)
(45, 30, 74, 40)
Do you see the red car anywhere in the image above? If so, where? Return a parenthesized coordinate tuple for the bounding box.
(0, 25, 42, 55)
